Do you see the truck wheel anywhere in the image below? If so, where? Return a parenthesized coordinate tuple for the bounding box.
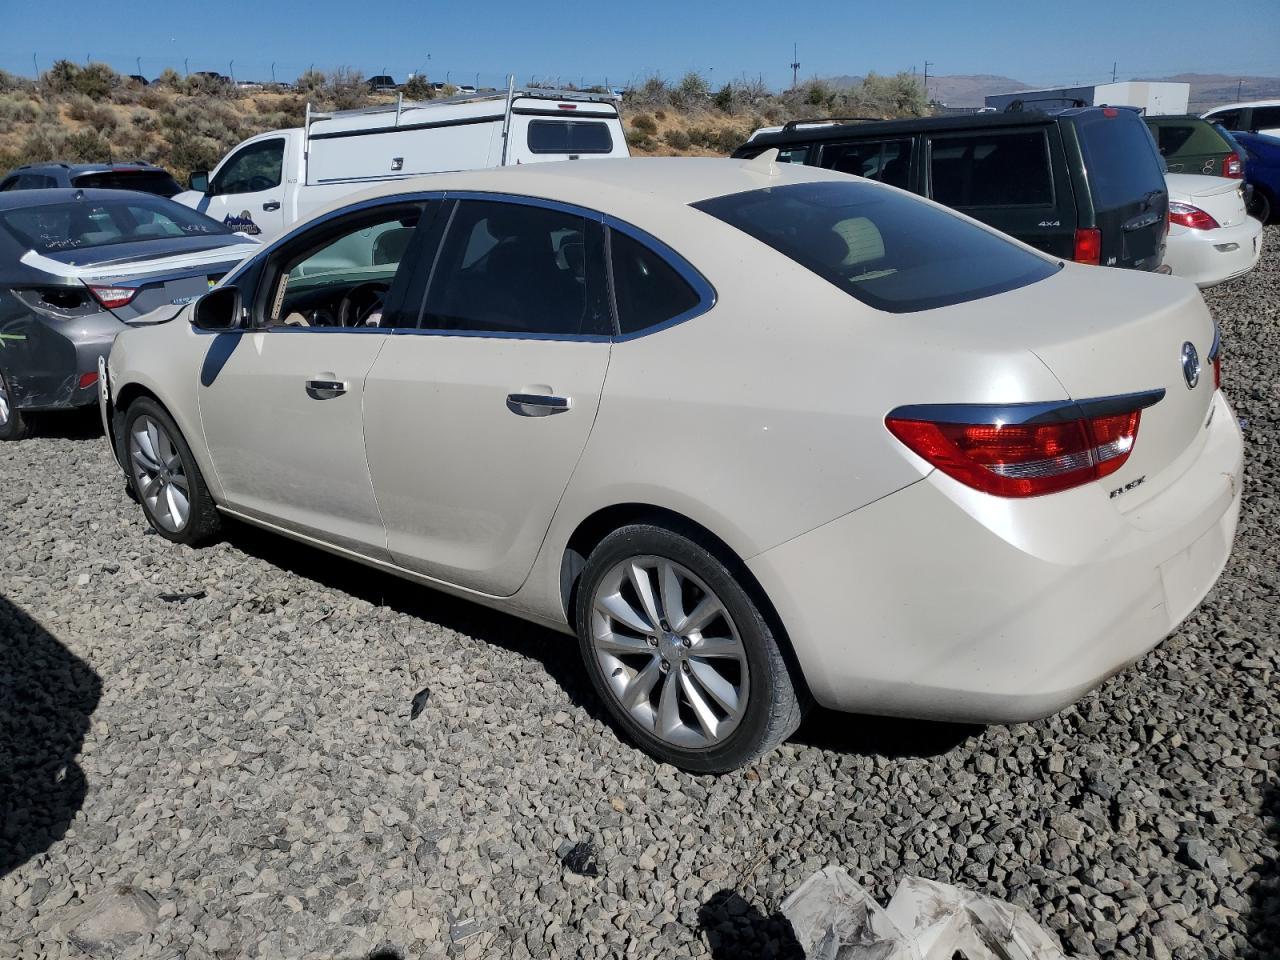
(123, 398, 221, 545)
(0, 368, 28, 441)
(575, 522, 806, 773)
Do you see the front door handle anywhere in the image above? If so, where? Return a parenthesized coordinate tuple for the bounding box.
(507, 393, 571, 417)
(306, 378, 348, 398)
(263, 201, 281, 211)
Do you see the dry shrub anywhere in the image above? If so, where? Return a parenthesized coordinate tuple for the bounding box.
(630, 113, 658, 135)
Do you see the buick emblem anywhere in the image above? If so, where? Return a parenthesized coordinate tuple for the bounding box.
(1181, 341, 1200, 390)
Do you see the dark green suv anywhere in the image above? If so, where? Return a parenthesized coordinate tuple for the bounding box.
(732, 107, 1169, 272)
(1144, 115, 1243, 178)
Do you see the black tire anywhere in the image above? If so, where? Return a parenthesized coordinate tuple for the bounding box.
(0, 368, 28, 441)
(575, 522, 806, 773)
(1248, 188, 1272, 225)
(122, 397, 222, 545)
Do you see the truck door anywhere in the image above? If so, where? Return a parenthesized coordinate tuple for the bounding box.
(198, 136, 289, 241)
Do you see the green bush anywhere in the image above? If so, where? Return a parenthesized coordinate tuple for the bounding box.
(402, 74, 433, 100)
(624, 129, 652, 149)
(664, 128, 691, 150)
(675, 72, 710, 106)
(630, 113, 658, 135)
(713, 84, 735, 113)
(64, 129, 112, 162)
(44, 60, 118, 100)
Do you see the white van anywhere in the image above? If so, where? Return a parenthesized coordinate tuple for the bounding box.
(174, 85, 628, 241)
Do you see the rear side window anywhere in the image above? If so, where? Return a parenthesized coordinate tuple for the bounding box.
(527, 120, 614, 155)
(1147, 121, 1230, 158)
(1253, 106, 1280, 130)
(693, 180, 1060, 314)
(610, 230, 701, 334)
(928, 130, 1053, 207)
(7, 173, 59, 189)
(420, 200, 612, 336)
(72, 171, 183, 197)
(821, 139, 913, 189)
(1206, 108, 1242, 130)
(1074, 112, 1165, 211)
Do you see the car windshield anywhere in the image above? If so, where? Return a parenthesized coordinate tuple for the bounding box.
(692, 180, 1060, 313)
(0, 196, 231, 253)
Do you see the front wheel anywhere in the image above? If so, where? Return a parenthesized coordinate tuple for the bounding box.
(123, 398, 221, 545)
(0, 368, 28, 441)
(575, 523, 806, 773)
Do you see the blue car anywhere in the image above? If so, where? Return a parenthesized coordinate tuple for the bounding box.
(1218, 127, 1280, 223)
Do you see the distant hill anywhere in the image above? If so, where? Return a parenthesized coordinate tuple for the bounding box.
(825, 71, 1280, 110)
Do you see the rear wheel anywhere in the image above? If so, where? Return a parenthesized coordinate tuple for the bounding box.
(1248, 188, 1272, 224)
(123, 398, 221, 545)
(575, 523, 805, 773)
(0, 368, 28, 441)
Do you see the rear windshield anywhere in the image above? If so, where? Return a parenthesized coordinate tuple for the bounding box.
(527, 119, 613, 154)
(1146, 120, 1231, 159)
(693, 180, 1060, 314)
(71, 170, 183, 197)
(1075, 112, 1166, 210)
(0, 196, 230, 253)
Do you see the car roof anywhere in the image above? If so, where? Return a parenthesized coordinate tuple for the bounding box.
(0, 186, 178, 211)
(298, 157, 849, 235)
(7, 161, 169, 175)
(739, 106, 1114, 150)
(1204, 100, 1280, 112)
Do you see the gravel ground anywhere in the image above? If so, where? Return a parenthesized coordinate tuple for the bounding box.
(2, 229, 1278, 960)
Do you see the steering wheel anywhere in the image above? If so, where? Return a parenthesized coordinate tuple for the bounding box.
(248, 175, 276, 193)
(337, 282, 391, 328)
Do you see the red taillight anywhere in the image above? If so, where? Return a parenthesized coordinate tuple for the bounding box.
(78, 371, 99, 390)
(1223, 152, 1242, 178)
(557, 103, 577, 110)
(1102, 107, 1119, 118)
(1168, 202, 1219, 230)
(1073, 227, 1102, 265)
(87, 285, 137, 309)
(885, 408, 1144, 498)
(1213, 352, 1222, 390)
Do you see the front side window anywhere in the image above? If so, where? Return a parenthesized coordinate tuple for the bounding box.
(1251, 106, 1280, 130)
(693, 180, 1060, 314)
(210, 139, 285, 196)
(0, 197, 230, 253)
(928, 130, 1053, 207)
(610, 230, 701, 335)
(821, 139, 913, 189)
(527, 120, 614, 155)
(1206, 109, 1242, 130)
(265, 204, 426, 329)
(420, 200, 611, 336)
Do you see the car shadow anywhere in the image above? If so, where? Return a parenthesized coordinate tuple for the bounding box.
(25, 407, 103, 441)
(221, 521, 982, 767)
(1248, 776, 1279, 956)
(0, 593, 102, 877)
(697, 889, 803, 959)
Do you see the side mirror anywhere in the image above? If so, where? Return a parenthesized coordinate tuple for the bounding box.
(189, 170, 210, 194)
(191, 286, 241, 331)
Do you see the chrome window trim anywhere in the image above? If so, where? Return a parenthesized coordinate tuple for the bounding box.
(888, 388, 1166, 426)
(220, 189, 718, 343)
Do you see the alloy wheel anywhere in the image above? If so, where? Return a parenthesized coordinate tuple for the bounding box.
(128, 416, 191, 533)
(589, 556, 750, 749)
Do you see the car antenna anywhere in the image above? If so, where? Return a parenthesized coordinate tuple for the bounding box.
(743, 147, 781, 178)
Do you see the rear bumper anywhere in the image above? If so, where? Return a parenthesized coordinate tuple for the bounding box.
(5, 330, 115, 412)
(748, 391, 1244, 723)
(1163, 218, 1264, 288)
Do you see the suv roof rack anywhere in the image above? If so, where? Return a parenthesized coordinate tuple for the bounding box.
(306, 85, 619, 123)
(781, 116, 885, 132)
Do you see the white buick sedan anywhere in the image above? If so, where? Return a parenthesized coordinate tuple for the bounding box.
(101, 157, 1243, 772)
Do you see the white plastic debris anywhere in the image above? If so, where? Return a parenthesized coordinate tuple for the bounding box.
(781, 868, 1069, 960)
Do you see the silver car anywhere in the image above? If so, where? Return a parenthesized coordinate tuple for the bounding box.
(0, 188, 257, 440)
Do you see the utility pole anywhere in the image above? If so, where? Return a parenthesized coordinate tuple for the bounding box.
(271, 62, 276, 84)
(1111, 61, 1117, 83)
(1237, 79, 1244, 101)
(923, 60, 933, 102)
(136, 56, 142, 77)
(229, 59, 235, 82)
(184, 57, 189, 77)
(790, 43, 800, 89)
(32, 53, 38, 79)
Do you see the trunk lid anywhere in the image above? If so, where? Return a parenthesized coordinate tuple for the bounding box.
(1166, 173, 1248, 228)
(911, 265, 1217, 509)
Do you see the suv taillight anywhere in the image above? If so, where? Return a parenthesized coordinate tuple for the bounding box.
(1223, 152, 1242, 178)
(1073, 227, 1102, 265)
(1168, 202, 1219, 230)
(886, 406, 1147, 498)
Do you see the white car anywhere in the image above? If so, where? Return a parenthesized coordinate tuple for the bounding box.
(1162, 173, 1263, 288)
(1201, 100, 1280, 138)
(100, 158, 1243, 772)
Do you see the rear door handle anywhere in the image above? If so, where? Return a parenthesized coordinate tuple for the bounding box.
(263, 201, 281, 211)
(507, 393, 571, 417)
(306, 378, 348, 398)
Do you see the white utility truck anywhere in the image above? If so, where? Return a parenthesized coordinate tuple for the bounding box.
(174, 84, 629, 241)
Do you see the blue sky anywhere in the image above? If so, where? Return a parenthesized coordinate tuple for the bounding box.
(2, 0, 1276, 90)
